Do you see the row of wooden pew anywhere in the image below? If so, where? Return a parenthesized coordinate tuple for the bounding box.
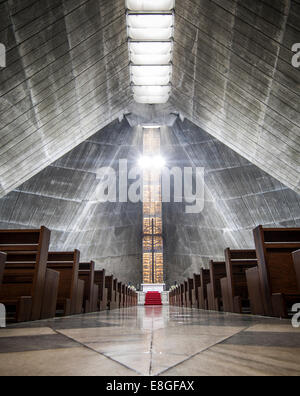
(170, 226, 300, 319)
(0, 227, 137, 322)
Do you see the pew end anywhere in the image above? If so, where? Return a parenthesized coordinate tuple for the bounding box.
(3, 297, 32, 323)
(246, 267, 265, 316)
(0, 227, 51, 322)
(197, 287, 207, 310)
(272, 293, 300, 319)
(0, 252, 7, 285)
(101, 288, 108, 311)
(208, 261, 226, 311)
(41, 269, 60, 320)
(223, 248, 258, 314)
(233, 296, 243, 314)
(17, 297, 33, 323)
(207, 283, 214, 311)
(94, 270, 108, 311)
(198, 269, 210, 310)
(75, 279, 85, 315)
(293, 250, 300, 290)
(253, 226, 300, 317)
(79, 261, 99, 313)
(92, 285, 99, 312)
(220, 277, 232, 313)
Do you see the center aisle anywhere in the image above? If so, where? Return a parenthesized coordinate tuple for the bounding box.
(0, 306, 299, 376)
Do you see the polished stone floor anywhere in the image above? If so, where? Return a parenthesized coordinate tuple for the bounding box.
(0, 306, 300, 376)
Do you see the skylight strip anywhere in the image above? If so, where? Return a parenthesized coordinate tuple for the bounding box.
(126, 0, 175, 104)
(126, 0, 175, 12)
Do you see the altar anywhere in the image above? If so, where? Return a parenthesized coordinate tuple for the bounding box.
(141, 283, 165, 293)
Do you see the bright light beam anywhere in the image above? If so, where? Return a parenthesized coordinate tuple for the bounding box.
(138, 155, 166, 169)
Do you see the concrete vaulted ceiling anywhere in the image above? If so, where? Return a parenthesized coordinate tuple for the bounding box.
(170, 0, 300, 194)
(0, 0, 132, 197)
(0, 0, 299, 198)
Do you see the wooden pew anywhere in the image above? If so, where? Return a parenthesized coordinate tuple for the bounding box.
(174, 286, 178, 306)
(127, 286, 131, 307)
(41, 268, 60, 320)
(105, 275, 115, 310)
(173, 288, 177, 306)
(122, 284, 126, 308)
(113, 278, 120, 309)
(207, 261, 226, 311)
(129, 288, 137, 307)
(0, 252, 6, 285)
(198, 269, 211, 310)
(178, 284, 182, 307)
(79, 262, 99, 313)
(245, 267, 265, 316)
(171, 287, 176, 306)
(293, 250, 300, 290)
(171, 287, 177, 306)
(183, 280, 188, 308)
(178, 285, 182, 306)
(176, 285, 181, 306)
(134, 290, 137, 306)
(124, 285, 128, 307)
(0, 227, 51, 321)
(179, 283, 185, 307)
(47, 251, 84, 316)
(253, 226, 300, 318)
(192, 274, 201, 309)
(221, 249, 258, 314)
(121, 284, 127, 308)
(128, 287, 132, 307)
(94, 269, 108, 311)
(125, 286, 129, 307)
(129, 286, 132, 307)
(169, 284, 186, 307)
(129, 289, 133, 307)
(127, 286, 130, 308)
(186, 278, 194, 308)
(133, 289, 137, 306)
(0, 251, 60, 321)
(184, 281, 188, 308)
(118, 282, 123, 308)
(169, 288, 174, 306)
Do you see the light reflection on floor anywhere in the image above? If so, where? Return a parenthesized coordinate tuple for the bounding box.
(0, 306, 299, 376)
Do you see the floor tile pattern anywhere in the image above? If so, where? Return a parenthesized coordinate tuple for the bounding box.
(0, 306, 299, 376)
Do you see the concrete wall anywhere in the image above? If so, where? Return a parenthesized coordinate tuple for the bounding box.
(0, 119, 143, 286)
(0, 0, 132, 197)
(0, 116, 299, 287)
(162, 118, 300, 287)
(171, 0, 300, 195)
